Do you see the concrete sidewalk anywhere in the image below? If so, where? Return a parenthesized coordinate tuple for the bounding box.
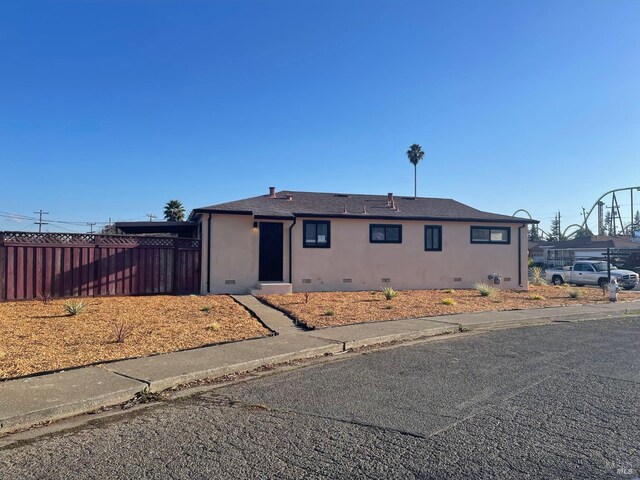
(1, 299, 638, 435)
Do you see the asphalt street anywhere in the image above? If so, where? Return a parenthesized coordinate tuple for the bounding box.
(1, 316, 640, 479)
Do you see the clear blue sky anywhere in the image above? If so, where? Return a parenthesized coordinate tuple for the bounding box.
(1, 0, 639, 234)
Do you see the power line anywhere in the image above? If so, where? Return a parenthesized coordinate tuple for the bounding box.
(0, 209, 108, 226)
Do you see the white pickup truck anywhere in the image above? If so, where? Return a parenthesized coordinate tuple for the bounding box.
(545, 261, 639, 290)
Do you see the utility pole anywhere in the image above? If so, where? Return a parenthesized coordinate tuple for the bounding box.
(146, 213, 156, 222)
(87, 222, 97, 234)
(33, 209, 49, 233)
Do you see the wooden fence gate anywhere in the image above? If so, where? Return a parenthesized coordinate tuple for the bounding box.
(0, 232, 201, 301)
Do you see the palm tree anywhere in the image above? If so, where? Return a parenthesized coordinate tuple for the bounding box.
(406, 144, 425, 198)
(164, 200, 185, 221)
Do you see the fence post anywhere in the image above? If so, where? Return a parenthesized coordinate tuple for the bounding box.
(94, 234, 100, 297)
(0, 233, 5, 301)
(172, 238, 179, 294)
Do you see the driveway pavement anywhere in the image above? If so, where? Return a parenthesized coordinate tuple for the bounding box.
(2, 316, 639, 479)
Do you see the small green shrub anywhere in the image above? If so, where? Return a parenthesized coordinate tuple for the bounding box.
(64, 300, 86, 316)
(530, 294, 545, 300)
(200, 306, 211, 314)
(206, 321, 221, 331)
(568, 289, 583, 299)
(324, 309, 335, 316)
(442, 288, 456, 294)
(382, 287, 398, 301)
(442, 297, 456, 305)
(303, 292, 311, 304)
(474, 282, 496, 297)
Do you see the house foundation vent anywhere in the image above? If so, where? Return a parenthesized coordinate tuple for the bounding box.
(225, 280, 236, 285)
(302, 279, 312, 284)
(381, 278, 391, 283)
(342, 278, 352, 283)
(454, 277, 462, 282)
(504, 277, 511, 282)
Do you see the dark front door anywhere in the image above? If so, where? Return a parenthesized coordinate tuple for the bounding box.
(259, 222, 284, 281)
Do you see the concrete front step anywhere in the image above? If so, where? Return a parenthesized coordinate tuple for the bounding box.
(250, 282, 293, 295)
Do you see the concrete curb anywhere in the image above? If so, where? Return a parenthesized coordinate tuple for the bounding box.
(342, 325, 459, 350)
(104, 340, 344, 393)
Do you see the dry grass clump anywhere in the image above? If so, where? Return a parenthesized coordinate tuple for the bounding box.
(474, 283, 497, 297)
(568, 289, 583, 299)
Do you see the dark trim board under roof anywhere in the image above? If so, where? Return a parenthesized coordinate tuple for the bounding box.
(189, 190, 538, 224)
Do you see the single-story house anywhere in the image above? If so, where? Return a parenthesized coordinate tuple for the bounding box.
(188, 188, 537, 294)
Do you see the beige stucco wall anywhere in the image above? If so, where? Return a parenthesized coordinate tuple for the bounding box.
(200, 214, 291, 294)
(291, 218, 528, 292)
(200, 214, 529, 294)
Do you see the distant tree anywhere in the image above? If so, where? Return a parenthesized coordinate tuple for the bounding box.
(406, 144, 425, 198)
(528, 225, 541, 242)
(574, 226, 593, 238)
(604, 211, 612, 236)
(546, 212, 566, 242)
(634, 210, 640, 232)
(164, 200, 185, 222)
(100, 223, 117, 235)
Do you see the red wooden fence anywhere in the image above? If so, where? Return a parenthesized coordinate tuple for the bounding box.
(0, 232, 201, 301)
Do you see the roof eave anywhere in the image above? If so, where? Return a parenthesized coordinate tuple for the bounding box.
(293, 213, 538, 223)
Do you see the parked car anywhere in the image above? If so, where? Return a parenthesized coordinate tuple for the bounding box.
(544, 261, 639, 290)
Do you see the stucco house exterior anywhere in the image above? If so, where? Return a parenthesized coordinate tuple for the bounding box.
(189, 188, 537, 295)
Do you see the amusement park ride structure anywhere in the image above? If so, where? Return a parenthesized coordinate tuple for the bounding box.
(515, 186, 640, 240)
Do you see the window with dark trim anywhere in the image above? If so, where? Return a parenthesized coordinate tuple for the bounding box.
(370, 224, 402, 243)
(303, 220, 331, 248)
(470, 226, 511, 244)
(425, 225, 442, 251)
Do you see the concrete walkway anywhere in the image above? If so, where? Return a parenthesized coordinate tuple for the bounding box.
(1, 299, 639, 435)
(231, 295, 305, 334)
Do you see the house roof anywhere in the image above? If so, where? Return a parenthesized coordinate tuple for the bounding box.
(115, 221, 198, 237)
(543, 235, 640, 250)
(190, 190, 538, 224)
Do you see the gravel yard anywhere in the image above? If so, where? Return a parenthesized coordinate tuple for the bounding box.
(259, 285, 640, 329)
(0, 295, 270, 380)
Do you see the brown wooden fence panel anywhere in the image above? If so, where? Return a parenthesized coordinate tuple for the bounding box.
(0, 232, 201, 301)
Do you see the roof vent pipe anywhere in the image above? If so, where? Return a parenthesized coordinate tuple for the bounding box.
(269, 186, 276, 198)
(387, 193, 394, 205)
(285, 194, 293, 201)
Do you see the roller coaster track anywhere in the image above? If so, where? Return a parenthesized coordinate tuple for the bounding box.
(578, 186, 640, 238)
(514, 186, 640, 240)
